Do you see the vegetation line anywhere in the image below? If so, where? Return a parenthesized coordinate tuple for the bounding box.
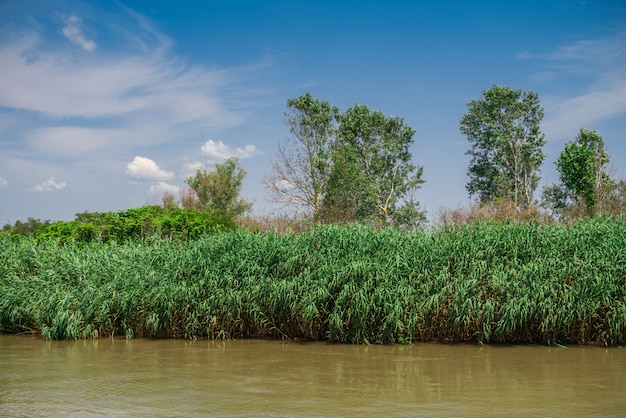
(1, 218, 625, 345)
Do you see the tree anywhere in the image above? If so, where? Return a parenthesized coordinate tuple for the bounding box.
(1, 217, 51, 237)
(552, 129, 611, 216)
(267, 95, 426, 228)
(185, 157, 252, 218)
(324, 104, 425, 227)
(264, 93, 338, 220)
(540, 183, 570, 218)
(392, 189, 428, 231)
(460, 85, 546, 209)
(602, 179, 626, 216)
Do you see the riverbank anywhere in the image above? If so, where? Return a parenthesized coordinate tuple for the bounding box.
(1, 218, 625, 345)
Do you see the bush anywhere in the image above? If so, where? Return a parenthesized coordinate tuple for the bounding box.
(3, 206, 236, 243)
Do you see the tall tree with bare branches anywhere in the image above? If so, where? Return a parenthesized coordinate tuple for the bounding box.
(264, 93, 338, 221)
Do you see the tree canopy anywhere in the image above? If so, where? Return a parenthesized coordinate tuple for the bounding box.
(185, 157, 252, 218)
(460, 85, 546, 209)
(324, 104, 425, 227)
(543, 128, 617, 218)
(266, 93, 426, 228)
(264, 93, 338, 219)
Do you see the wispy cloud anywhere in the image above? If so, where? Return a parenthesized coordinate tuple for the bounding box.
(25, 126, 132, 157)
(60, 14, 96, 51)
(125, 156, 174, 181)
(521, 31, 626, 141)
(0, 36, 244, 124)
(546, 37, 625, 65)
(0, 1, 272, 215)
(34, 177, 66, 192)
(180, 160, 204, 180)
(149, 181, 180, 195)
(0, 178, 7, 188)
(201, 139, 262, 163)
(0, 3, 262, 155)
(0, 1, 275, 221)
(542, 80, 626, 140)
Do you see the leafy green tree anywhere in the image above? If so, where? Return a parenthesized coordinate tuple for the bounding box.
(185, 157, 252, 218)
(392, 191, 427, 231)
(540, 183, 570, 218)
(552, 129, 611, 216)
(324, 104, 425, 227)
(268, 95, 426, 227)
(1, 217, 50, 237)
(264, 93, 338, 220)
(460, 85, 546, 209)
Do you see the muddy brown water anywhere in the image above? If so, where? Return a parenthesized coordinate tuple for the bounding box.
(1, 335, 625, 417)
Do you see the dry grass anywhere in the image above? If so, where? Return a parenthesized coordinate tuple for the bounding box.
(238, 214, 313, 233)
(436, 200, 553, 228)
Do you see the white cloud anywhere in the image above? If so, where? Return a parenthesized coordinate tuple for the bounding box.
(0, 35, 247, 125)
(25, 126, 131, 157)
(125, 156, 174, 181)
(0, 178, 7, 188)
(184, 161, 203, 172)
(34, 177, 66, 192)
(0, 2, 273, 222)
(181, 160, 203, 179)
(542, 79, 626, 141)
(61, 15, 96, 52)
(0, 0, 268, 137)
(523, 32, 626, 141)
(546, 37, 625, 65)
(149, 181, 180, 195)
(201, 139, 262, 163)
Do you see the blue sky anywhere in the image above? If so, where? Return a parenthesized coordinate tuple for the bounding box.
(1, 0, 625, 224)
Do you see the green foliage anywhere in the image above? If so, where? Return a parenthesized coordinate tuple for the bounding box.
(265, 93, 338, 219)
(558, 142, 597, 214)
(393, 197, 428, 231)
(4, 206, 236, 243)
(326, 104, 425, 226)
(1, 217, 51, 237)
(540, 183, 570, 217)
(460, 85, 546, 209)
(185, 157, 252, 218)
(2, 218, 625, 345)
(553, 129, 611, 217)
(268, 93, 426, 227)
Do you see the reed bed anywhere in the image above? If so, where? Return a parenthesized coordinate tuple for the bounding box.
(1, 217, 625, 345)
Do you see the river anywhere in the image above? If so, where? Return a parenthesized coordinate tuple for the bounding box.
(1, 335, 624, 416)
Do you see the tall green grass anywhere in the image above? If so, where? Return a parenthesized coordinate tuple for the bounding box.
(1, 217, 625, 345)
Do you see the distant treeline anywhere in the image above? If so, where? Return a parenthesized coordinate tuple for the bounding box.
(1, 206, 236, 243)
(1, 218, 625, 345)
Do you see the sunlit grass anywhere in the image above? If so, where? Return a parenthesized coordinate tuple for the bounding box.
(1, 217, 625, 345)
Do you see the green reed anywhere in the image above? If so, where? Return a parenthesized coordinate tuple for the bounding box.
(1, 217, 625, 345)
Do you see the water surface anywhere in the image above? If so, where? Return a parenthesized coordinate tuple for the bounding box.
(1, 335, 624, 416)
